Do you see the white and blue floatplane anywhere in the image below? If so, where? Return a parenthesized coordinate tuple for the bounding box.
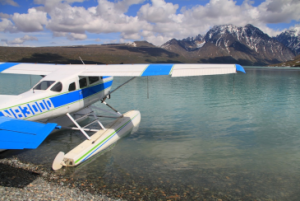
(0, 62, 245, 170)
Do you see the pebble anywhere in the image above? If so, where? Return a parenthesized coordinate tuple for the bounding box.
(0, 157, 119, 201)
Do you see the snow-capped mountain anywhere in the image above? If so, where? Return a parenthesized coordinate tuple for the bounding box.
(274, 26, 300, 55)
(161, 34, 205, 52)
(161, 24, 295, 65)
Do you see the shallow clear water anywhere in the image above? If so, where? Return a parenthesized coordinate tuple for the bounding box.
(1, 68, 300, 200)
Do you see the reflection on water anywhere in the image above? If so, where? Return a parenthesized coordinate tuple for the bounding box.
(1, 68, 300, 200)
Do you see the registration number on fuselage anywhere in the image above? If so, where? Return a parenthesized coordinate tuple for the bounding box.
(0, 98, 55, 119)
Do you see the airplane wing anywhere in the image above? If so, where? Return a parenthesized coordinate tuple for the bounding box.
(0, 116, 60, 149)
(0, 62, 245, 76)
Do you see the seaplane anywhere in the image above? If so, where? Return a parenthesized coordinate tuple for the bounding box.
(0, 62, 245, 170)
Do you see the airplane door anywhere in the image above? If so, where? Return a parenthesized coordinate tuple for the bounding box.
(65, 80, 81, 113)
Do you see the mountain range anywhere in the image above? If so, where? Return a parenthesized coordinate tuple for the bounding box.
(161, 24, 298, 66)
(1, 24, 300, 66)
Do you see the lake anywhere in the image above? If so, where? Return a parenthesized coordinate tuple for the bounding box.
(1, 67, 300, 200)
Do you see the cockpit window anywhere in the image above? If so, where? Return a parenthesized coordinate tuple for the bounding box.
(88, 77, 99, 84)
(50, 82, 62, 92)
(34, 81, 55, 90)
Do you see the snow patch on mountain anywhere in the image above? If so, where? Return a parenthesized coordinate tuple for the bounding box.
(275, 26, 300, 55)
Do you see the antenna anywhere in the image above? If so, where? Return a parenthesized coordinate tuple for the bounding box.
(79, 56, 85, 65)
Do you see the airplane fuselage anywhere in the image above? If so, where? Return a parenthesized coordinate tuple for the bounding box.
(0, 73, 113, 122)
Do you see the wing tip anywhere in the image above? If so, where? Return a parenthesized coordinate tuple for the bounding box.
(235, 64, 246, 73)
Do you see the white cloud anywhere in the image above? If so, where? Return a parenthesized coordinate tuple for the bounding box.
(137, 0, 179, 23)
(7, 35, 38, 45)
(46, 4, 90, 34)
(45, 0, 150, 41)
(121, 32, 141, 40)
(0, 0, 19, 6)
(257, 0, 300, 24)
(53, 31, 67, 37)
(66, 33, 87, 40)
(0, 18, 17, 32)
(34, 0, 86, 10)
(12, 8, 47, 32)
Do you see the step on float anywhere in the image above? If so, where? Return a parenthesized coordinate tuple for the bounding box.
(52, 110, 141, 170)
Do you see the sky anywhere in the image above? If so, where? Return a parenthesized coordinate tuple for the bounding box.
(0, 0, 300, 47)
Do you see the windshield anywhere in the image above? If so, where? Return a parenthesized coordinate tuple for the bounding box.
(33, 81, 55, 90)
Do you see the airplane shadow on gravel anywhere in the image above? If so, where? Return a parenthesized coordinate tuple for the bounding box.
(0, 163, 39, 188)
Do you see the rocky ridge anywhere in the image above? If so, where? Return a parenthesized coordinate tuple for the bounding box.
(161, 24, 295, 65)
(274, 26, 300, 55)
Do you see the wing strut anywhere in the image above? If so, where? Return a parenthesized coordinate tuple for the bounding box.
(101, 101, 123, 117)
(109, 77, 136, 95)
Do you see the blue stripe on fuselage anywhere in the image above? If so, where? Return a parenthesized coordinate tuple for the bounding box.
(0, 63, 19, 72)
(0, 80, 113, 119)
(50, 80, 113, 108)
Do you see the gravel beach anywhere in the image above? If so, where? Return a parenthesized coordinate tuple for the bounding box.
(1, 154, 299, 201)
(0, 157, 119, 201)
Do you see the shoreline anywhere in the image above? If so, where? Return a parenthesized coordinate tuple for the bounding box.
(0, 157, 119, 201)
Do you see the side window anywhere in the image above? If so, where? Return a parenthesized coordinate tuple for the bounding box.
(50, 82, 62, 92)
(88, 77, 99, 84)
(79, 77, 87, 88)
(68, 82, 76, 91)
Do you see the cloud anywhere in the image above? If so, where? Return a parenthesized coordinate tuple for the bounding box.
(257, 0, 300, 24)
(0, 0, 19, 6)
(96, 0, 144, 17)
(34, 0, 86, 10)
(45, 0, 149, 40)
(7, 35, 38, 45)
(2, 0, 300, 46)
(12, 8, 47, 32)
(137, 0, 179, 23)
(0, 18, 17, 32)
(0, 13, 10, 19)
(66, 33, 87, 40)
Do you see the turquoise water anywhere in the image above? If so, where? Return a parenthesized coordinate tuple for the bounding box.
(1, 67, 300, 200)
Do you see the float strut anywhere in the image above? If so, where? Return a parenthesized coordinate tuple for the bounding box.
(66, 113, 91, 140)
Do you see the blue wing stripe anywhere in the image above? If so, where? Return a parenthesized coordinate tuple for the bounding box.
(141, 64, 174, 76)
(235, 64, 246, 73)
(0, 117, 58, 149)
(0, 63, 19, 72)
